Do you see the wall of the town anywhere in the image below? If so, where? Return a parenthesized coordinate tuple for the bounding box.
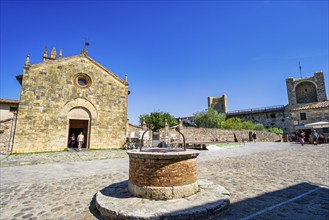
(156, 126, 281, 146)
(227, 109, 289, 132)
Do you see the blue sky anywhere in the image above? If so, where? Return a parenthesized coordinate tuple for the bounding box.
(1, 0, 328, 124)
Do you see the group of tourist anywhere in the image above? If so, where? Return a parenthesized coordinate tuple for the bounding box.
(293, 130, 320, 146)
(68, 132, 85, 151)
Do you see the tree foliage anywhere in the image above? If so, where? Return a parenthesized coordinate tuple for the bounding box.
(193, 109, 281, 134)
(267, 127, 283, 134)
(193, 108, 226, 128)
(254, 123, 266, 131)
(222, 117, 243, 130)
(139, 112, 177, 131)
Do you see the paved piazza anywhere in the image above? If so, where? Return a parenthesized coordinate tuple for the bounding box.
(0, 142, 328, 219)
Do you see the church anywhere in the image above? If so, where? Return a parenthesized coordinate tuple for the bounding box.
(11, 48, 129, 153)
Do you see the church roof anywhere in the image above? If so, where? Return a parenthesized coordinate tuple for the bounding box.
(84, 54, 128, 86)
(0, 98, 19, 104)
(27, 48, 128, 86)
(290, 100, 329, 111)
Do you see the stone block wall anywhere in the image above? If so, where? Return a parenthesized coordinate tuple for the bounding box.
(208, 95, 228, 113)
(159, 127, 282, 144)
(13, 52, 128, 153)
(314, 72, 328, 102)
(227, 109, 287, 131)
(288, 106, 329, 132)
(286, 72, 327, 105)
(0, 118, 16, 152)
(127, 124, 282, 147)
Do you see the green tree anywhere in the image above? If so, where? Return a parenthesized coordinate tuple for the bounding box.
(139, 112, 177, 131)
(222, 117, 244, 130)
(193, 108, 226, 128)
(254, 123, 265, 131)
(242, 121, 255, 130)
(267, 127, 283, 134)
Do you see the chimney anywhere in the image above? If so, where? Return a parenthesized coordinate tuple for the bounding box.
(50, 48, 57, 59)
(59, 49, 63, 59)
(43, 47, 48, 61)
(24, 55, 31, 69)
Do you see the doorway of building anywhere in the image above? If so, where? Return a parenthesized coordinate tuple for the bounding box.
(68, 119, 89, 150)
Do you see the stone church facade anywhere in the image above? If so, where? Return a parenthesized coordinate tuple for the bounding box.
(11, 48, 128, 153)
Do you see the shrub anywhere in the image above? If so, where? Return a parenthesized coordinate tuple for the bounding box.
(254, 123, 265, 131)
(267, 127, 283, 134)
(222, 117, 243, 130)
(242, 121, 255, 130)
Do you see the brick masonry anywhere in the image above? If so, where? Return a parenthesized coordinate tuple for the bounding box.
(128, 151, 198, 187)
(127, 150, 199, 200)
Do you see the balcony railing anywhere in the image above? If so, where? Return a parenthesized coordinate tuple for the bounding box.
(227, 105, 285, 116)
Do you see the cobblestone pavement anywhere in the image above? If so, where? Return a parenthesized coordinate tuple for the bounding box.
(0, 149, 127, 167)
(0, 142, 328, 220)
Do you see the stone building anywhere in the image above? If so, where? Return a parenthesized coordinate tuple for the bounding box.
(0, 98, 19, 151)
(10, 48, 129, 153)
(286, 72, 327, 105)
(208, 72, 328, 134)
(285, 72, 329, 136)
(226, 105, 287, 130)
(0, 98, 19, 120)
(208, 95, 228, 113)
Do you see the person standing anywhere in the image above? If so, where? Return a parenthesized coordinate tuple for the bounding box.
(312, 130, 319, 145)
(77, 132, 85, 152)
(69, 133, 76, 149)
(252, 132, 257, 143)
(299, 130, 305, 146)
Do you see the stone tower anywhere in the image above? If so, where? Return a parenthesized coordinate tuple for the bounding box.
(286, 72, 327, 105)
(208, 95, 228, 113)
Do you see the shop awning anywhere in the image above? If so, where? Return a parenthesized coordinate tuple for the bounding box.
(304, 121, 329, 129)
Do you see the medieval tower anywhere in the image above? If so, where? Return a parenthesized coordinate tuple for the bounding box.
(286, 72, 327, 105)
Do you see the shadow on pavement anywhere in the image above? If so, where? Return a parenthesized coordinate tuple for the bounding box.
(89, 182, 328, 219)
(89, 194, 105, 220)
(220, 182, 329, 220)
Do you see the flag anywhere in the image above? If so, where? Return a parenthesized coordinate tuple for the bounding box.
(85, 42, 90, 46)
(299, 62, 302, 78)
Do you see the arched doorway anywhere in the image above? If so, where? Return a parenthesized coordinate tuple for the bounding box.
(67, 107, 91, 150)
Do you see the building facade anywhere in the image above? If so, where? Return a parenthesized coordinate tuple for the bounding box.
(11, 48, 129, 153)
(0, 99, 19, 151)
(285, 72, 328, 135)
(208, 72, 328, 134)
(208, 95, 228, 113)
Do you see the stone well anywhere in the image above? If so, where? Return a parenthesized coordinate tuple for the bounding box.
(127, 149, 199, 200)
(95, 125, 230, 219)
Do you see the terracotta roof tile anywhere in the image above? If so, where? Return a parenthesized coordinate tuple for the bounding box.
(0, 98, 20, 104)
(290, 101, 329, 111)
